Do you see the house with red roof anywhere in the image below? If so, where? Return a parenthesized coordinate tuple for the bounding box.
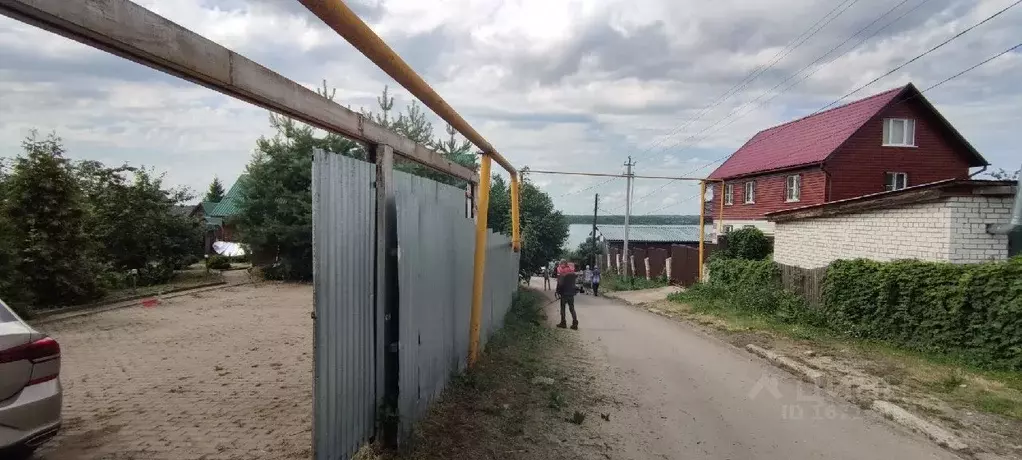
(708, 83, 988, 234)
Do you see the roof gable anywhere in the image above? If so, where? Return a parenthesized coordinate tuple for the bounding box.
(708, 83, 987, 180)
(708, 86, 905, 179)
(210, 175, 247, 217)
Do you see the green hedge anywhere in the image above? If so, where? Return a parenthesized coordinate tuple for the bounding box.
(824, 258, 1022, 370)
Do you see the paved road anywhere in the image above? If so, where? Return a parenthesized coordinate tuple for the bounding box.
(550, 291, 959, 460)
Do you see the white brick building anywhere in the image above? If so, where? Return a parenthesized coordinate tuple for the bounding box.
(767, 180, 1018, 269)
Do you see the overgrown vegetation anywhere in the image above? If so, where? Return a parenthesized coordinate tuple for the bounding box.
(680, 256, 1022, 370)
(390, 289, 605, 459)
(0, 132, 202, 316)
(488, 176, 568, 281)
(718, 227, 772, 260)
(824, 258, 1022, 370)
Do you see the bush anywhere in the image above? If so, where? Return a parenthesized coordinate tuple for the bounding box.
(137, 263, 175, 286)
(706, 257, 788, 314)
(720, 227, 772, 260)
(206, 255, 232, 270)
(824, 258, 1022, 370)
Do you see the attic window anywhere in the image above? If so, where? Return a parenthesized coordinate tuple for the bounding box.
(883, 118, 916, 147)
(885, 172, 908, 191)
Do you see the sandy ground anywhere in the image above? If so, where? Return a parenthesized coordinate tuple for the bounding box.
(602, 285, 681, 305)
(557, 291, 962, 459)
(30, 283, 313, 460)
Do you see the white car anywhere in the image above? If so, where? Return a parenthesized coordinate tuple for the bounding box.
(0, 300, 62, 458)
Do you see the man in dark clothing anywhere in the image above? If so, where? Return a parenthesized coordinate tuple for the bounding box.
(555, 266, 579, 330)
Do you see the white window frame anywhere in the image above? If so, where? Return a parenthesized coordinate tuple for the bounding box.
(724, 183, 733, 206)
(785, 175, 801, 202)
(722, 225, 734, 234)
(884, 172, 908, 191)
(743, 181, 756, 204)
(882, 118, 916, 147)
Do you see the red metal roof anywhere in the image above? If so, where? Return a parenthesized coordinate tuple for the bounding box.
(708, 85, 906, 180)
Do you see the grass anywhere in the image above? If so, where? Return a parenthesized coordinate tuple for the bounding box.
(602, 273, 669, 292)
(101, 270, 223, 303)
(386, 288, 602, 459)
(667, 286, 1022, 421)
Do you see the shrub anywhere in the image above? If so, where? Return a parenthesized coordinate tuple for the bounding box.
(706, 257, 787, 313)
(206, 255, 232, 270)
(137, 262, 175, 286)
(720, 227, 772, 260)
(824, 258, 1022, 370)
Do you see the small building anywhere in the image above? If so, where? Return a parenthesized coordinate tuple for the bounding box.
(598, 224, 706, 254)
(767, 179, 1019, 269)
(187, 176, 247, 255)
(708, 83, 989, 235)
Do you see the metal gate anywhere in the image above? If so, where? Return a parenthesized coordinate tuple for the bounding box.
(312, 149, 520, 458)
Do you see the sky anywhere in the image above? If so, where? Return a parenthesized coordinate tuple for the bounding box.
(1, 0, 1020, 216)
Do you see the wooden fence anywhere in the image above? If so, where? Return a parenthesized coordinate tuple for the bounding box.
(778, 263, 827, 307)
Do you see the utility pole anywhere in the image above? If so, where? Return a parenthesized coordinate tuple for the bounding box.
(591, 193, 599, 268)
(623, 156, 635, 279)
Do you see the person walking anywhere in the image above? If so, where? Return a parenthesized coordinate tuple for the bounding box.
(542, 267, 551, 291)
(591, 266, 602, 296)
(583, 265, 593, 295)
(555, 262, 579, 330)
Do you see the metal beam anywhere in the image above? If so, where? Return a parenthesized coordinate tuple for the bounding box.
(295, 0, 517, 176)
(0, 0, 477, 183)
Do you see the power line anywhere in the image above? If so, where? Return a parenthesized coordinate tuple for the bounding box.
(637, 41, 1022, 215)
(626, 0, 926, 207)
(620, 0, 862, 164)
(638, 0, 1020, 203)
(819, 0, 1022, 112)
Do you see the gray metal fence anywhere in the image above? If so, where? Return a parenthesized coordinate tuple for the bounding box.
(313, 151, 520, 458)
(312, 151, 378, 460)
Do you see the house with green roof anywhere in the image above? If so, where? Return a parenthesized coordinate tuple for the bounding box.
(189, 175, 247, 253)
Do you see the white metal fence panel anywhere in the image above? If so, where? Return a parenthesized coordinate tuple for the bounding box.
(312, 151, 377, 460)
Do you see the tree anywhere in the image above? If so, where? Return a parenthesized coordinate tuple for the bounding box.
(4, 132, 102, 306)
(206, 176, 226, 202)
(570, 236, 601, 268)
(80, 164, 201, 281)
(488, 175, 568, 279)
(720, 227, 772, 260)
(238, 83, 362, 280)
(989, 168, 1020, 180)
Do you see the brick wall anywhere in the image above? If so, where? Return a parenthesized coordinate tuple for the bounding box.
(826, 97, 972, 201)
(947, 196, 1012, 263)
(774, 201, 952, 269)
(774, 196, 1013, 268)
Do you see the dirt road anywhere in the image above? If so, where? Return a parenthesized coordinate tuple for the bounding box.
(549, 291, 960, 459)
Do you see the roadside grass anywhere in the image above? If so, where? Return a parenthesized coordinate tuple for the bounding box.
(666, 288, 1022, 421)
(99, 269, 224, 304)
(601, 273, 669, 292)
(387, 288, 604, 459)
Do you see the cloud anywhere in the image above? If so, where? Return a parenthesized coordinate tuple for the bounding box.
(0, 0, 1020, 215)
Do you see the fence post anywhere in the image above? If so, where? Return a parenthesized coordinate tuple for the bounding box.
(468, 154, 493, 366)
(510, 173, 521, 252)
(372, 144, 400, 447)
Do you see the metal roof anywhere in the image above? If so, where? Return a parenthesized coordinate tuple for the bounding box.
(210, 174, 247, 217)
(598, 225, 708, 243)
(707, 84, 986, 180)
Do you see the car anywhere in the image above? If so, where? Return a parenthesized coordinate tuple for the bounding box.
(0, 300, 62, 459)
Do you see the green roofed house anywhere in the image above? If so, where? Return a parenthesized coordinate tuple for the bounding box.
(190, 175, 247, 254)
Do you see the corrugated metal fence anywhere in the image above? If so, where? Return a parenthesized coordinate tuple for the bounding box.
(312, 151, 520, 459)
